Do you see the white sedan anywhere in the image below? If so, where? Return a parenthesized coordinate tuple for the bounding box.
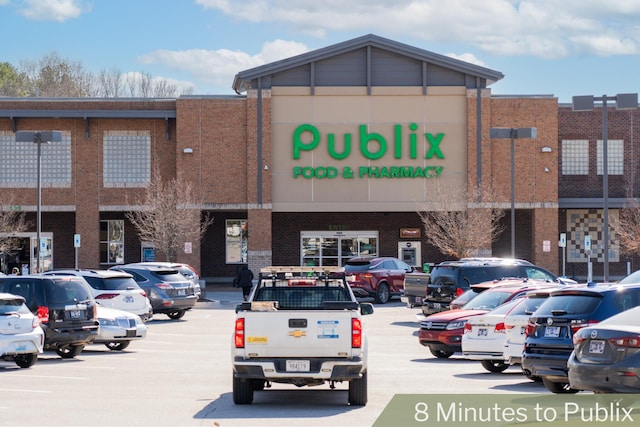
(461, 298, 523, 372)
(94, 306, 147, 351)
(0, 293, 44, 368)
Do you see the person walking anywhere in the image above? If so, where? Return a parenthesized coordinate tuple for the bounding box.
(235, 264, 254, 301)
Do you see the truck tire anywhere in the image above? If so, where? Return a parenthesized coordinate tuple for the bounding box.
(348, 371, 368, 406)
(232, 374, 254, 404)
(375, 283, 390, 304)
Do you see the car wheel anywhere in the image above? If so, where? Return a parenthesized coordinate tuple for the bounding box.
(56, 344, 84, 359)
(542, 377, 579, 394)
(480, 360, 509, 373)
(166, 310, 186, 320)
(14, 353, 38, 368)
(429, 347, 454, 358)
(348, 371, 368, 406)
(375, 283, 390, 304)
(105, 341, 131, 351)
(232, 374, 254, 404)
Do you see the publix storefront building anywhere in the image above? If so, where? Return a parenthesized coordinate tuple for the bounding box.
(237, 34, 558, 275)
(2, 34, 635, 281)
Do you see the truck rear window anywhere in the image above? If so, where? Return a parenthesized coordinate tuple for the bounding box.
(254, 287, 350, 310)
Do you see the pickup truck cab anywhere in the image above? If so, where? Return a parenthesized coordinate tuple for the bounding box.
(231, 266, 374, 406)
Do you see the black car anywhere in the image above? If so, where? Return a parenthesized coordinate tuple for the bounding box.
(0, 275, 99, 358)
(109, 264, 197, 319)
(422, 257, 573, 315)
(522, 283, 640, 393)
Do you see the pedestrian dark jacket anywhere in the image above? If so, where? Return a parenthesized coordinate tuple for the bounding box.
(236, 265, 254, 288)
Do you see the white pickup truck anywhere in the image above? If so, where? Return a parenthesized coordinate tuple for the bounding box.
(231, 266, 374, 406)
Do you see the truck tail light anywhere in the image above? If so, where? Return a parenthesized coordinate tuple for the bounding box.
(234, 318, 245, 348)
(352, 318, 362, 348)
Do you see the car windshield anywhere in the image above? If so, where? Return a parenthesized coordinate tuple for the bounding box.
(463, 290, 515, 310)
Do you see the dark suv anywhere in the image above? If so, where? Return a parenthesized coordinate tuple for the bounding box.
(0, 275, 99, 358)
(110, 264, 197, 319)
(344, 256, 416, 304)
(423, 258, 572, 315)
(522, 283, 640, 393)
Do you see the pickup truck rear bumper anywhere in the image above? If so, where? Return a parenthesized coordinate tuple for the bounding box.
(233, 357, 365, 382)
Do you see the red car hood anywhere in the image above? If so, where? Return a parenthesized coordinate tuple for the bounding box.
(423, 309, 489, 322)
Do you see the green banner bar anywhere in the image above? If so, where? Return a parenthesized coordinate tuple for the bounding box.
(373, 394, 640, 427)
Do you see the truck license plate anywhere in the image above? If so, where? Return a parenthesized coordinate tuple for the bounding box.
(286, 360, 310, 372)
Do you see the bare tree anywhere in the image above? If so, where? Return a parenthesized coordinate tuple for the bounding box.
(126, 173, 213, 262)
(611, 199, 640, 257)
(0, 194, 32, 268)
(417, 183, 505, 259)
(97, 67, 123, 97)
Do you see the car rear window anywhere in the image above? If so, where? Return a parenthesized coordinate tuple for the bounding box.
(152, 271, 189, 282)
(0, 297, 29, 314)
(534, 294, 602, 316)
(430, 267, 457, 284)
(46, 279, 93, 304)
(85, 276, 140, 291)
(344, 263, 372, 272)
(508, 295, 550, 316)
(463, 290, 515, 310)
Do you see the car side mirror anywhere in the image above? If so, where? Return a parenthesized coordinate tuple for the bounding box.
(360, 302, 374, 316)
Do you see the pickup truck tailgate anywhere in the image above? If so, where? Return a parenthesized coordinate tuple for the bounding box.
(241, 310, 356, 358)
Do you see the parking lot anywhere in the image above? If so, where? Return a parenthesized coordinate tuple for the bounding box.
(1, 290, 552, 427)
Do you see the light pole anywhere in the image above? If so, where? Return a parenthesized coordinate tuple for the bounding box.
(489, 127, 537, 258)
(572, 94, 638, 282)
(14, 131, 62, 273)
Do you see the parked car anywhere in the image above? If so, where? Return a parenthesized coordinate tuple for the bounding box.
(94, 305, 147, 351)
(109, 264, 197, 320)
(0, 275, 99, 358)
(125, 262, 202, 299)
(42, 269, 152, 321)
(502, 287, 558, 376)
(522, 283, 640, 393)
(567, 305, 640, 393)
(344, 256, 416, 303)
(420, 257, 574, 315)
(0, 292, 44, 368)
(418, 279, 557, 358)
(449, 279, 509, 310)
(461, 298, 523, 372)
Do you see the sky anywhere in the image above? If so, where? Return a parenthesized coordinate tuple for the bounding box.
(1, 0, 640, 102)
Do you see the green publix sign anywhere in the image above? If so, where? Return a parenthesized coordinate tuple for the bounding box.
(292, 123, 445, 179)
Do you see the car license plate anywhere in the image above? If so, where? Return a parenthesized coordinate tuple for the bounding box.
(589, 340, 605, 354)
(177, 289, 186, 296)
(544, 326, 560, 338)
(124, 296, 134, 303)
(478, 328, 488, 336)
(433, 302, 441, 310)
(68, 310, 83, 320)
(520, 326, 526, 335)
(286, 360, 310, 372)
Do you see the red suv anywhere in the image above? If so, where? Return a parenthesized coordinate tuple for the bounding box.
(344, 257, 416, 304)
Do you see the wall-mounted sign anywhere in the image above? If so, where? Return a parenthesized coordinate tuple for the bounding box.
(400, 228, 421, 238)
(291, 123, 446, 180)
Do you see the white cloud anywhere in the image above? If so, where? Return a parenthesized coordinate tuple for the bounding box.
(17, 0, 89, 22)
(195, 0, 640, 58)
(137, 40, 309, 93)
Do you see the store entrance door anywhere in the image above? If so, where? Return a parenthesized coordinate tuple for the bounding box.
(0, 232, 53, 274)
(300, 231, 378, 267)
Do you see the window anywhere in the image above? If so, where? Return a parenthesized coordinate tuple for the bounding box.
(561, 140, 588, 175)
(0, 131, 71, 188)
(300, 232, 378, 267)
(103, 131, 150, 187)
(100, 220, 124, 265)
(597, 139, 624, 175)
